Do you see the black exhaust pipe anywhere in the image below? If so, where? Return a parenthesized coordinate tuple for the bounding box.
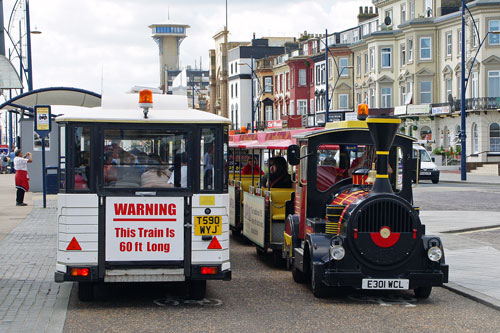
(366, 116, 401, 194)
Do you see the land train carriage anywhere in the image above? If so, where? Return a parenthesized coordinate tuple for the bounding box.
(228, 129, 314, 266)
(54, 91, 231, 301)
(284, 106, 448, 298)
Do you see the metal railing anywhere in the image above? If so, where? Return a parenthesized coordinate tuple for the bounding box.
(439, 97, 500, 112)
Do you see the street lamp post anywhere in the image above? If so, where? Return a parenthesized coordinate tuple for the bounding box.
(322, 30, 353, 124)
(239, 57, 262, 133)
(460, 1, 467, 181)
(460, 0, 500, 181)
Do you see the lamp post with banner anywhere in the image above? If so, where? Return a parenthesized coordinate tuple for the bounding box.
(34, 105, 51, 208)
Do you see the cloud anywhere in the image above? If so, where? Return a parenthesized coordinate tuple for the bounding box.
(6, 0, 372, 94)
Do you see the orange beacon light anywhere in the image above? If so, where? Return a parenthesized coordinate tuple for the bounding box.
(357, 104, 369, 120)
(139, 89, 153, 118)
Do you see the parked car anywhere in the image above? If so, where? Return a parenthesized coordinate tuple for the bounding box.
(413, 144, 440, 184)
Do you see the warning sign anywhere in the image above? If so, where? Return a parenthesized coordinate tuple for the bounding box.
(105, 197, 184, 261)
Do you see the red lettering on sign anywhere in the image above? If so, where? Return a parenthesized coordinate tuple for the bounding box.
(114, 203, 127, 215)
(145, 204, 154, 215)
(113, 203, 178, 216)
(136, 204, 145, 215)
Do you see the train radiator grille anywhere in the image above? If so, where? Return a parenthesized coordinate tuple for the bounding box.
(356, 200, 412, 233)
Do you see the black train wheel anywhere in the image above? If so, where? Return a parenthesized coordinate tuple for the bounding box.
(78, 282, 94, 301)
(414, 286, 432, 299)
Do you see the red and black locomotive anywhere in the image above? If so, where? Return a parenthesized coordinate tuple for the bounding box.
(284, 106, 448, 298)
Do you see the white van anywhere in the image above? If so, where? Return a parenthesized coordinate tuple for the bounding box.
(413, 144, 440, 184)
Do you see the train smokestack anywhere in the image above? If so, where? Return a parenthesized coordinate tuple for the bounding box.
(366, 115, 401, 194)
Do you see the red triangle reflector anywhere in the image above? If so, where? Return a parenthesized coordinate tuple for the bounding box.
(67, 237, 82, 251)
(208, 236, 222, 250)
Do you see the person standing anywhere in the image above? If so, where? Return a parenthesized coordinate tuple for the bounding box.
(14, 149, 32, 206)
(9, 149, 16, 173)
(1, 151, 8, 174)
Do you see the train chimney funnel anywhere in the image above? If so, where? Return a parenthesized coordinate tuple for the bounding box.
(366, 116, 401, 194)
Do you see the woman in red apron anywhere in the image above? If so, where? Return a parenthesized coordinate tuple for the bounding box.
(14, 149, 32, 206)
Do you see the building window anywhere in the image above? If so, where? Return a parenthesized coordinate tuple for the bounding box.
(370, 48, 375, 70)
(264, 77, 273, 93)
(424, 0, 433, 17)
(381, 88, 392, 108)
(401, 85, 406, 105)
(472, 72, 479, 98)
(446, 32, 452, 57)
(230, 63, 233, 75)
(408, 39, 413, 62)
(472, 20, 479, 48)
(488, 71, 500, 98)
(311, 99, 315, 114)
(458, 30, 462, 54)
(420, 126, 432, 141)
(420, 81, 432, 104)
(410, 1, 415, 19)
(286, 73, 290, 91)
(356, 92, 362, 105)
(364, 53, 369, 73)
(297, 99, 307, 115)
(489, 20, 500, 45)
(401, 44, 406, 66)
(316, 65, 321, 85)
(401, 4, 407, 23)
(321, 64, 325, 84)
(420, 37, 432, 60)
(370, 88, 375, 107)
(290, 100, 295, 115)
(235, 83, 238, 97)
(265, 105, 273, 121)
(329, 59, 333, 78)
(385, 9, 393, 26)
(357, 55, 361, 76)
(364, 91, 369, 104)
(339, 94, 349, 109)
(490, 123, 500, 152)
(472, 123, 479, 154)
(298, 69, 306, 86)
(339, 58, 349, 77)
(231, 105, 235, 128)
(446, 78, 452, 100)
(381, 47, 392, 68)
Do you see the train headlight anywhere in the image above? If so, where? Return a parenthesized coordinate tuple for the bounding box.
(330, 245, 345, 261)
(427, 246, 442, 262)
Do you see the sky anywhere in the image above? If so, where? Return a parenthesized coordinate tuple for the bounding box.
(2, 0, 372, 96)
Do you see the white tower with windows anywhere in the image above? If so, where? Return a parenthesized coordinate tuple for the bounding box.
(149, 23, 190, 93)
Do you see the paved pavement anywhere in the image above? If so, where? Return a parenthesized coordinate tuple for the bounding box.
(0, 170, 499, 332)
(0, 174, 70, 332)
(430, 166, 500, 309)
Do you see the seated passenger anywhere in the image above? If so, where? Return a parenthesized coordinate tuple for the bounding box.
(104, 152, 118, 185)
(266, 156, 293, 188)
(241, 156, 264, 175)
(141, 155, 170, 187)
(168, 152, 188, 188)
(346, 147, 393, 177)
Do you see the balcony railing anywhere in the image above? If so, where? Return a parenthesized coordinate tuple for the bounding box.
(439, 97, 500, 112)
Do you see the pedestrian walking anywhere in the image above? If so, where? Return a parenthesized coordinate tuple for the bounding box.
(1, 151, 9, 174)
(14, 149, 32, 206)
